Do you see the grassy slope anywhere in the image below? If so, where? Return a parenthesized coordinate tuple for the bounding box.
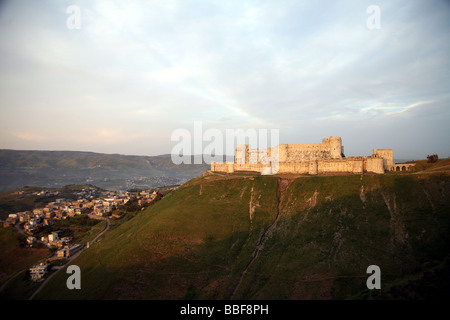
(34, 172, 450, 300)
(0, 228, 50, 286)
(240, 174, 450, 299)
(408, 158, 450, 172)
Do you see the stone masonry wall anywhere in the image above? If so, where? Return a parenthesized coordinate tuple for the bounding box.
(373, 149, 393, 168)
(211, 137, 389, 175)
(277, 136, 342, 162)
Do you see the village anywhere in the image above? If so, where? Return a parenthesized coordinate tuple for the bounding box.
(1, 185, 172, 282)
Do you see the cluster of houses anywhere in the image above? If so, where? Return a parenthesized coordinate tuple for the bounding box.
(3, 188, 161, 230)
(2, 196, 104, 232)
(2, 186, 165, 282)
(137, 190, 159, 206)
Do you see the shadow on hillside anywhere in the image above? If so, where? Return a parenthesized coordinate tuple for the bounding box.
(32, 174, 450, 300)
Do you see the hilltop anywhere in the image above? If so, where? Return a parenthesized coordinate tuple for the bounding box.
(0, 150, 210, 192)
(32, 159, 450, 300)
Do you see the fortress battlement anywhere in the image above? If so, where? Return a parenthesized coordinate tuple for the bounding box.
(211, 136, 404, 175)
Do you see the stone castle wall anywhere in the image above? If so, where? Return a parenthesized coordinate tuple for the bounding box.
(210, 162, 235, 173)
(211, 137, 388, 175)
(364, 157, 385, 174)
(278, 136, 343, 162)
(373, 149, 393, 169)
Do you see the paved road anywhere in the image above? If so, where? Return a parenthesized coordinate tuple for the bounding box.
(28, 217, 110, 300)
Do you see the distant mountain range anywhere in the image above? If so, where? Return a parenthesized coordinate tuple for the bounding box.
(0, 150, 219, 192)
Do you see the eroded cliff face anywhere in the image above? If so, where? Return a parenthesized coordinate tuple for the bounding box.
(36, 172, 450, 300)
(236, 173, 450, 299)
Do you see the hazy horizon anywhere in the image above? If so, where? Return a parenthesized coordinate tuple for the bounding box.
(1, 0, 449, 160)
(0, 147, 426, 163)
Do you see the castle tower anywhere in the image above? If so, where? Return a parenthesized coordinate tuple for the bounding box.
(373, 149, 393, 170)
(323, 136, 343, 159)
(235, 145, 250, 164)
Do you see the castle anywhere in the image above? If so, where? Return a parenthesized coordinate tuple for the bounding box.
(210, 136, 407, 175)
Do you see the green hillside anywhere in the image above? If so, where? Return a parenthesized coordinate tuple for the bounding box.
(0, 228, 50, 286)
(34, 171, 450, 300)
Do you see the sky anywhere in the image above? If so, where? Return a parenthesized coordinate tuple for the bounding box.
(0, 0, 449, 159)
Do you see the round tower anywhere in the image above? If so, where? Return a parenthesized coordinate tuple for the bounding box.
(328, 136, 342, 159)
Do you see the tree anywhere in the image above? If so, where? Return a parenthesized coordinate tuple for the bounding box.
(427, 154, 438, 163)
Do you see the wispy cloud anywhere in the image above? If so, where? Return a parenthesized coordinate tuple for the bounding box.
(384, 101, 435, 116)
(0, 0, 449, 158)
(12, 132, 48, 142)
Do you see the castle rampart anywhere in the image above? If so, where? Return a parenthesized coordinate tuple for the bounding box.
(211, 136, 390, 175)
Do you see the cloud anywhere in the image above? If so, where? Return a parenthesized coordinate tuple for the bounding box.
(0, 0, 449, 158)
(12, 132, 48, 142)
